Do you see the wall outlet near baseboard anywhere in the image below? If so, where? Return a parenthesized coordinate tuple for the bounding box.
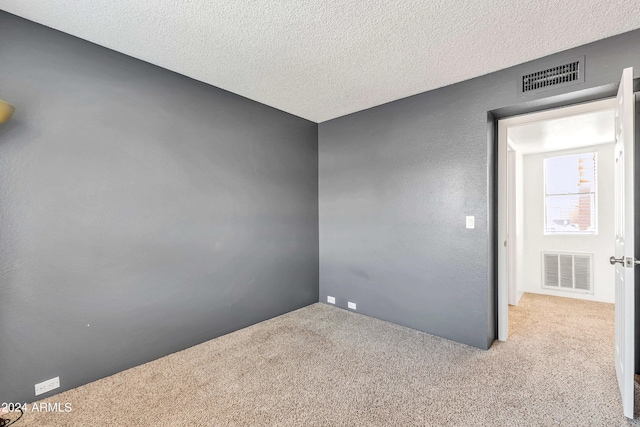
(348, 301, 356, 310)
(327, 296, 336, 304)
(35, 376, 60, 396)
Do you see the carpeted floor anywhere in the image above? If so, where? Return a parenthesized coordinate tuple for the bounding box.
(8, 293, 640, 426)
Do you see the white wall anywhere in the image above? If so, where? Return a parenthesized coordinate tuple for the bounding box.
(519, 143, 615, 303)
(515, 149, 525, 304)
(507, 147, 526, 306)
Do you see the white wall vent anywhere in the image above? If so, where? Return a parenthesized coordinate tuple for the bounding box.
(542, 252, 593, 293)
(518, 56, 585, 97)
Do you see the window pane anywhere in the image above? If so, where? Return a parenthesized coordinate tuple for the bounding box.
(544, 152, 597, 234)
(545, 153, 596, 194)
(545, 193, 595, 233)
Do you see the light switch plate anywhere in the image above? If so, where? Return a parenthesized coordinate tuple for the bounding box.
(466, 216, 475, 229)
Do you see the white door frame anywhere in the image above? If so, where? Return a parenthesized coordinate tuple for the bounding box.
(507, 148, 518, 306)
(497, 97, 616, 341)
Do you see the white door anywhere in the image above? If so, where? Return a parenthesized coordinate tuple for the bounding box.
(611, 67, 635, 419)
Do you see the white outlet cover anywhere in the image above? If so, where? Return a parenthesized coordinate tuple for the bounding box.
(327, 296, 336, 304)
(348, 301, 356, 310)
(35, 376, 60, 396)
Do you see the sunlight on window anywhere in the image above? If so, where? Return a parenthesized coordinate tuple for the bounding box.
(544, 152, 597, 234)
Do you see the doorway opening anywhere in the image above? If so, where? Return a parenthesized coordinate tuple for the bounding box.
(497, 97, 616, 341)
(494, 67, 635, 420)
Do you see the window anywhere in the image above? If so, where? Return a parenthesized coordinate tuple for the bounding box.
(544, 152, 597, 234)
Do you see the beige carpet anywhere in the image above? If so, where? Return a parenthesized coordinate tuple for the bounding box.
(8, 293, 640, 426)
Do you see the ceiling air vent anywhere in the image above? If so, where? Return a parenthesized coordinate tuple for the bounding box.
(518, 56, 585, 96)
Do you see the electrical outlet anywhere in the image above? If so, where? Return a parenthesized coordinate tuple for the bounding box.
(348, 301, 356, 310)
(35, 377, 60, 396)
(327, 296, 336, 304)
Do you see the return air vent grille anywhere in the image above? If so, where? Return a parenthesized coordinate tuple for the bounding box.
(519, 56, 585, 96)
(542, 252, 592, 293)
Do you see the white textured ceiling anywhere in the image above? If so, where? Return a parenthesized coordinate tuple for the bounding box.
(2, 1, 640, 122)
(508, 109, 615, 154)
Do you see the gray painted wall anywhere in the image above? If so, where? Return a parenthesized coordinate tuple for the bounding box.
(0, 12, 318, 403)
(319, 28, 640, 349)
